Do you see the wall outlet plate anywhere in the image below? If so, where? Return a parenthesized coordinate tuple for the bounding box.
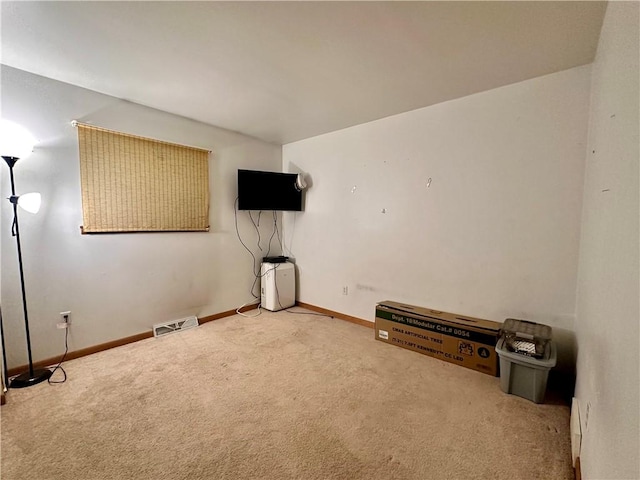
(60, 311, 71, 324)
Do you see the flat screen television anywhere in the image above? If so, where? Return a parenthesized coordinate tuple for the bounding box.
(237, 169, 303, 211)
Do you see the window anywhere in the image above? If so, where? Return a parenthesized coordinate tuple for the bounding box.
(75, 123, 210, 233)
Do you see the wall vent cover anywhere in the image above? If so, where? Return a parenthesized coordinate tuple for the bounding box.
(153, 316, 199, 337)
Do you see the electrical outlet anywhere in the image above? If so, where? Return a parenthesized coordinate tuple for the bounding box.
(342, 286, 348, 296)
(60, 311, 71, 324)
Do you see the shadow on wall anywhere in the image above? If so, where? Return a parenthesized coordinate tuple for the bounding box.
(553, 327, 577, 372)
(548, 327, 577, 404)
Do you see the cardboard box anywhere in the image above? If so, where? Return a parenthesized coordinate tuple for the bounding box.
(375, 301, 501, 376)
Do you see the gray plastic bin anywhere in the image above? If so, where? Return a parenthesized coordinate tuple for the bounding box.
(496, 337, 556, 403)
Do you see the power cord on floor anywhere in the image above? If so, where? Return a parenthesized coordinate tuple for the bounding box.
(48, 315, 69, 384)
(236, 300, 262, 318)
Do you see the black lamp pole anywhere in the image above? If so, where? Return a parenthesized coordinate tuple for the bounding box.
(3, 155, 52, 388)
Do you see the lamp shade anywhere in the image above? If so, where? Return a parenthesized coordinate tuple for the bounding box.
(0, 119, 36, 159)
(17, 192, 42, 214)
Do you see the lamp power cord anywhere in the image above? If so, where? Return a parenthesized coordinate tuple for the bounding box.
(48, 314, 69, 384)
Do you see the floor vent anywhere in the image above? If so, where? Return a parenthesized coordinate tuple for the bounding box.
(153, 316, 199, 338)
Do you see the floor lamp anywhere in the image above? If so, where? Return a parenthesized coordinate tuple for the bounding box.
(0, 119, 52, 388)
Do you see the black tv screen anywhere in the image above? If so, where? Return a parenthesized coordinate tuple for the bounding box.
(237, 169, 303, 211)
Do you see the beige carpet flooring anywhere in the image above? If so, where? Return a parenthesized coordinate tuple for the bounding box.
(1, 309, 573, 480)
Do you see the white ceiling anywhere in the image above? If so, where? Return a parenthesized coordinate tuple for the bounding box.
(1, 1, 606, 145)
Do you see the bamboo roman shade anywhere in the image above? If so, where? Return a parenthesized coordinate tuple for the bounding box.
(76, 123, 210, 233)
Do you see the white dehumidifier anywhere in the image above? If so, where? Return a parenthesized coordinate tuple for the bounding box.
(261, 262, 295, 311)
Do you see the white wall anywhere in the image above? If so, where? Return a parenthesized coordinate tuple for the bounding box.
(1, 67, 282, 369)
(574, 2, 640, 479)
(283, 66, 591, 368)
